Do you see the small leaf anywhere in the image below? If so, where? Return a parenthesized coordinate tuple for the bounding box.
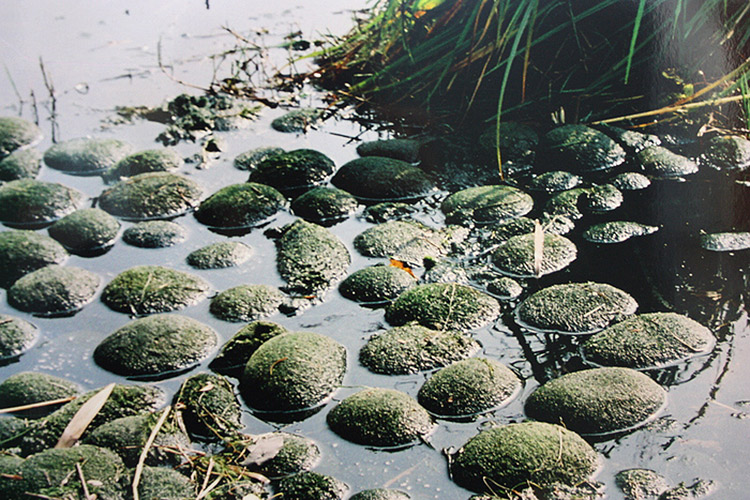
(198, 382, 215, 393)
(55, 383, 116, 449)
(241, 433, 285, 467)
(390, 258, 416, 278)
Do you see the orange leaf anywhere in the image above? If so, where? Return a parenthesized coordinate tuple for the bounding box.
(390, 258, 416, 278)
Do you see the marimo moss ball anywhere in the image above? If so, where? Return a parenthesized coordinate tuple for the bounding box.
(350, 489, 411, 500)
(0, 372, 79, 417)
(581, 312, 715, 370)
(582, 221, 659, 244)
(516, 282, 638, 334)
(241, 331, 346, 413)
(528, 171, 582, 192)
(353, 220, 452, 263)
(486, 276, 523, 300)
(249, 148, 335, 193)
(122, 220, 187, 248)
(98, 172, 202, 220)
(478, 122, 539, 165)
(209, 321, 288, 376)
(611, 171, 651, 191)
(491, 232, 577, 278)
(187, 240, 254, 269)
(194, 182, 286, 229)
(615, 468, 669, 500)
(441, 185, 533, 225)
(385, 283, 500, 330)
(291, 186, 359, 223)
(271, 108, 322, 132)
(0, 230, 68, 288)
(234, 146, 285, 171)
(700, 232, 750, 252)
(637, 145, 698, 178)
(94, 314, 218, 378)
(0, 116, 42, 158)
(360, 324, 480, 375)
(703, 135, 750, 171)
(326, 388, 433, 447)
(8, 265, 100, 316)
(357, 138, 422, 163)
(243, 432, 321, 478)
(174, 372, 241, 439)
(276, 219, 350, 295)
(542, 124, 626, 173)
(417, 358, 522, 418)
(339, 265, 416, 305)
(136, 466, 197, 500)
(43, 137, 133, 174)
(47, 208, 120, 252)
(331, 156, 435, 201)
(209, 284, 284, 322)
(525, 367, 666, 435)
(450, 422, 598, 493)
(0, 453, 24, 498)
(544, 187, 590, 220)
(0, 314, 38, 359)
(82, 413, 189, 467)
(101, 265, 210, 315)
(103, 147, 183, 181)
(0, 147, 42, 181)
(0, 179, 83, 227)
(275, 471, 348, 500)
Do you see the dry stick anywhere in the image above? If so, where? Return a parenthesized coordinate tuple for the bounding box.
(75, 462, 95, 500)
(38, 57, 58, 143)
(195, 457, 215, 499)
(0, 395, 77, 415)
(592, 93, 750, 125)
(132, 405, 172, 500)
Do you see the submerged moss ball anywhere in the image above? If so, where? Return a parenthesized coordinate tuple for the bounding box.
(516, 282, 638, 334)
(103, 147, 183, 180)
(326, 388, 433, 447)
(350, 489, 411, 500)
(332, 156, 435, 201)
(703, 135, 750, 171)
(528, 171, 582, 192)
(291, 186, 359, 223)
(209, 321, 288, 376)
(441, 185, 533, 225)
(611, 171, 651, 191)
(581, 312, 715, 369)
(0, 314, 38, 359)
(275, 471, 348, 500)
(122, 220, 187, 248)
(0, 372, 79, 417)
(385, 283, 500, 330)
(0, 230, 68, 288)
(43, 137, 133, 174)
(209, 284, 284, 322)
(615, 468, 669, 500)
(8, 265, 100, 316)
(544, 187, 590, 220)
(276, 219, 350, 294)
(174, 372, 242, 439)
(491, 232, 577, 278)
(0, 179, 83, 227)
(582, 184, 623, 212)
(525, 367, 666, 435)
(543, 124, 626, 172)
(357, 138, 422, 163)
(583, 221, 659, 244)
(241, 331, 346, 413)
(249, 148, 335, 192)
(418, 358, 522, 417)
(243, 432, 321, 478)
(101, 265, 210, 315)
(360, 324, 480, 375)
(234, 146, 285, 171)
(339, 265, 416, 304)
(0, 147, 42, 181)
(637, 145, 698, 178)
(271, 108, 322, 132)
(486, 276, 523, 299)
(479, 122, 538, 166)
(450, 422, 598, 493)
(136, 465, 197, 500)
(187, 240, 254, 269)
(353, 220, 453, 263)
(0, 116, 42, 158)
(98, 172, 202, 220)
(700, 232, 750, 252)
(94, 314, 218, 378)
(194, 182, 286, 229)
(47, 208, 120, 252)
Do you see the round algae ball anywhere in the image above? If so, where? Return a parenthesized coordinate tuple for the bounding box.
(0, 230, 68, 288)
(8, 265, 100, 316)
(339, 265, 417, 305)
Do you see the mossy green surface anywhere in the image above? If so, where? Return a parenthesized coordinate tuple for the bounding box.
(450, 421, 598, 493)
(98, 172, 202, 220)
(611, 171, 652, 191)
(543, 124, 626, 172)
(528, 171, 581, 192)
(94, 314, 218, 378)
(543, 187, 590, 220)
(0, 179, 84, 227)
(249, 148, 335, 192)
(210, 284, 284, 322)
(478, 122, 538, 165)
(615, 468, 669, 499)
(385, 283, 500, 330)
(43, 137, 133, 174)
(187, 241, 254, 269)
(8, 265, 100, 315)
(0, 453, 24, 498)
(441, 185, 533, 225)
(350, 489, 411, 500)
(101, 265, 210, 315)
(174, 372, 242, 440)
(0, 314, 38, 359)
(241, 331, 346, 413)
(581, 312, 715, 369)
(525, 367, 666, 435)
(339, 265, 416, 304)
(103, 147, 183, 180)
(516, 282, 638, 334)
(195, 182, 286, 229)
(0, 371, 79, 418)
(357, 138, 422, 163)
(327, 388, 433, 447)
(0, 147, 41, 181)
(291, 186, 359, 223)
(353, 220, 454, 263)
(276, 220, 350, 294)
(583, 221, 659, 244)
(47, 208, 120, 251)
(637, 145, 698, 178)
(486, 276, 523, 299)
(242, 432, 321, 479)
(234, 146, 285, 171)
(360, 324, 479, 375)
(209, 321, 288, 376)
(331, 156, 435, 201)
(275, 471, 348, 500)
(700, 231, 750, 252)
(418, 358, 521, 417)
(491, 232, 577, 278)
(0, 116, 42, 159)
(703, 135, 750, 170)
(271, 108, 322, 132)
(364, 202, 415, 223)
(0, 417, 34, 450)
(122, 220, 187, 248)
(135, 465, 197, 500)
(0, 229, 68, 288)
(582, 184, 623, 213)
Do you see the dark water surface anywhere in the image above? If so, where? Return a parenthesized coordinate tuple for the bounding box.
(1, 2, 749, 499)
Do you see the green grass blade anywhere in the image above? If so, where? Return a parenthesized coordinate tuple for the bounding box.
(624, 0, 646, 84)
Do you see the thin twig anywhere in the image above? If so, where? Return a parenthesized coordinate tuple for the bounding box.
(0, 395, 77, 414)
(592, 94, 750, 125)
(76, 462, 95, 500)
(132, 406, 171, 500)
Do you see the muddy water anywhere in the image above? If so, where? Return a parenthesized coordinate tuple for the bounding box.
(1, 1, 750, 499)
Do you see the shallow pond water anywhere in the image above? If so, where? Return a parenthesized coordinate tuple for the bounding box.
(1, 1, 750, 499)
